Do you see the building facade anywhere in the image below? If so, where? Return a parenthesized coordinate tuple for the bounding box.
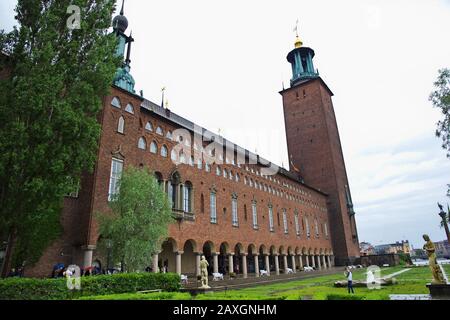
(26, 4, 359, 277)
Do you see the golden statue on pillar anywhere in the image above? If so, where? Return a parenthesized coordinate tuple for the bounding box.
(422, 234, 446, 284)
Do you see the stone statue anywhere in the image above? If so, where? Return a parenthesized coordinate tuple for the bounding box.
(199, 255, 210, 289)
(422, 234, 446, 284)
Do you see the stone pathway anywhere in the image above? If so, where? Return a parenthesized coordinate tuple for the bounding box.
(384, 268, 411, 279)
(389, 294, 431, 300)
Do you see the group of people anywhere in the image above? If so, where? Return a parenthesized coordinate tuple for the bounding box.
(51, 263, 108, 278)
(6, 267, 24, 278)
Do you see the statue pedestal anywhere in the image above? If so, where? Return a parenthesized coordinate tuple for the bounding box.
(426, 283, 450, 300)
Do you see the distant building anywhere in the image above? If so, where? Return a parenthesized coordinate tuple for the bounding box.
(435, 240, 450, 258)
(374, 241, 410, 255)
(359, 242, 375, 256)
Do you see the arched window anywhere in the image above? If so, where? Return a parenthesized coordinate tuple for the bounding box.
(154, 172, 163, 189)
(111, 97, 121, 108)
(117, 116, 125, 134)
(156, 126, 164, 136)
(205, 163, 211, 172)
(161, 145, 168, 158)
(125, 103, 134, 114)
(150, 141, 158, 154)
(138, 137, 146, 150)
(184, 181, 193, 213)
(229, 171, 234, 180)
(168, 172, 181, 209)
(145, 122, 153, 131)
(249, 179, 254, 187)
(216, 166, 222, 176)
(223, 169, 228, 178)
(166, 131, 173, 140)
(189, 156, 194, 167)
(235, 173, 240, 182)
(197, 159, 202, 170)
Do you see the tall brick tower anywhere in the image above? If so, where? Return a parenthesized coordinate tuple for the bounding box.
(280, 34, 360, 265)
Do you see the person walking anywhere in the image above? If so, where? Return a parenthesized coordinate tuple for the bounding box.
(345, 267, 355, 294)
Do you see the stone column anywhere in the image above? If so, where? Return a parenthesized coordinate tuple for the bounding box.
(322, 255, 327, 269)
(317, 255, 321, 270)
(264, 254, 270, 275)
(228, 253, 234, 274)
(305, 255, 310, 267)
(196, 253, 202, 276)
(152, 253, 159, 273)
(82, 246, 94, 268)
(176, 251, 183, 275)
(213, 253, 219, 274)
(291, 255, 297, 273)
(327, 255, 331, 268)
(283, 255, 288, 273)
(311, 255, 316, 268)
(242, 254, 248, 278)
(298, 254, 303, 270)
(274, 254, 280, 275)
(254, 254, 260, 277)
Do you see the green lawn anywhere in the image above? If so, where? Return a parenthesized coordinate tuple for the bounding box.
(80, 265, 438, 300)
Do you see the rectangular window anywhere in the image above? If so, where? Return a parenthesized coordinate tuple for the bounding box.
(184, 187, 190, 212)
(268, 206, 274, 232)
(315, 219, 319, 237)
(295, 214, 300, 236)
(108, 158, 123, 201)
(252, 202, 258, 229)
(210, 192, 217, 224)
(305, 217, 310, 237)
(324, 223, 329, 238)
(232, 198, 238, 227)
(283, 209, 288, 234)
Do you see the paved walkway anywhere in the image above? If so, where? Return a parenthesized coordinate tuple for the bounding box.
(182, 267, 345, 292)
(384, 268, 411, 279)
(390, 294, 431, 300)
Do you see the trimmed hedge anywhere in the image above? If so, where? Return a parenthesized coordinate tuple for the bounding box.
(0, 272, 181, 300)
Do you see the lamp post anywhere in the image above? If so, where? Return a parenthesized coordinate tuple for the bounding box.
(106, 239, 112, 273)
(438, 203, 450, 243)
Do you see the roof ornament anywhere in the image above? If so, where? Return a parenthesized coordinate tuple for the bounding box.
(293, 19, 303, 48)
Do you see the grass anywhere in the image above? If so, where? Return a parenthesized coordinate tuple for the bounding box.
(79, 266, 437, 301)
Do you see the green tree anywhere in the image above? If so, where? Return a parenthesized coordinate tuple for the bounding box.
(97, 167, 173, 273)
(0, 0, 120, 276)
(430, 68, 450, 197)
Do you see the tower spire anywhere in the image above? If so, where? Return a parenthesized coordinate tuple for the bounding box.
(120, 0, 125, 15)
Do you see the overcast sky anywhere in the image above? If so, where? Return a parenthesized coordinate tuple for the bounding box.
(1, 0, 450, 249)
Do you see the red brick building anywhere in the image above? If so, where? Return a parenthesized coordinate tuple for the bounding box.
(26, 6, 359, 277)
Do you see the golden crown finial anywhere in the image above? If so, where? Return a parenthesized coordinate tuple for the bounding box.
(293, 19, 303, 48)
(295, 36, 303, 48)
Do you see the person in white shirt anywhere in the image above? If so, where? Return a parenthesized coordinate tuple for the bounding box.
(345, 267, 355, 294)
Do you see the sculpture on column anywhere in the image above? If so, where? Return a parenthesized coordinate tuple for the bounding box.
(199, 255, 211, 289)
(422, 234, 446, 284)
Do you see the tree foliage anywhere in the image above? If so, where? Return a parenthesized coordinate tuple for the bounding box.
(430, 68, 450, 197)
(0, 0, 120, 269)
(97, 167, 174, 273)
(430, 68, 450, 156)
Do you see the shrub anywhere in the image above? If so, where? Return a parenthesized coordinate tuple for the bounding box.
(0, 273, 181, 300)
